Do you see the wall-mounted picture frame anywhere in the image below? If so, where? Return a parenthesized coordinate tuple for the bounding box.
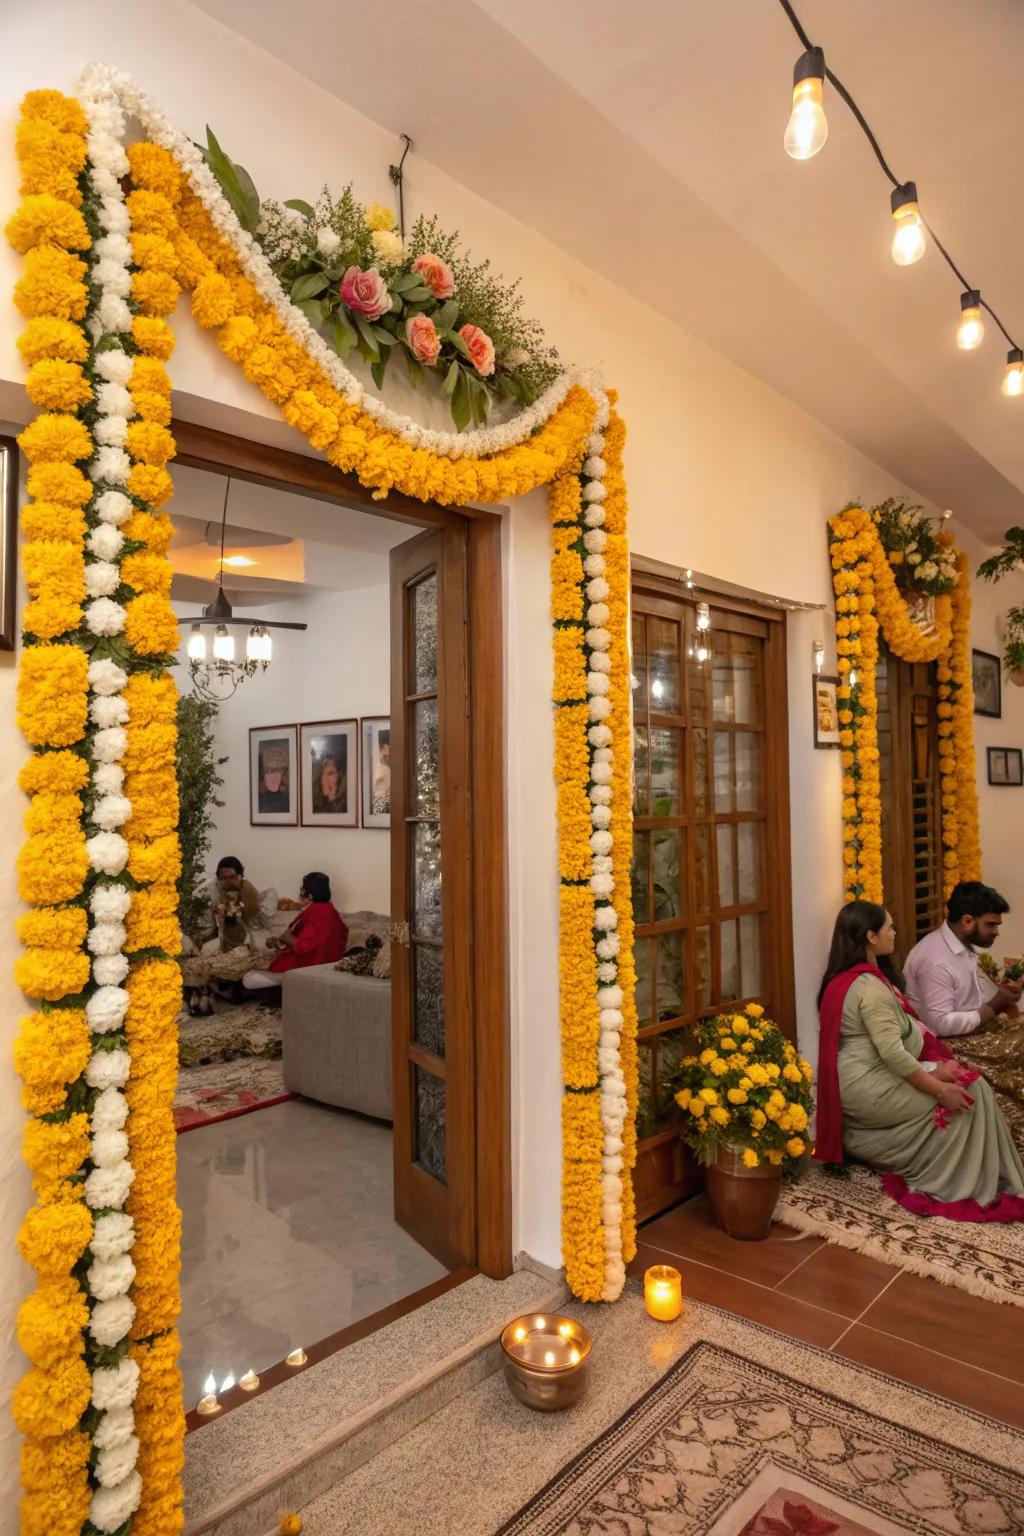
(0, 435, 18, 652)
(300, 719, 358, 828)
(813, 675, 841, 749)
(987, 747, 1023, 787)
(361, 716, 391, 829)
(249, 724, 299, 826)
(972, 649, 1002, 719)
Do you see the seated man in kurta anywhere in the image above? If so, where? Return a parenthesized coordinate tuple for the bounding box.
(903, 881, 1024, 1151)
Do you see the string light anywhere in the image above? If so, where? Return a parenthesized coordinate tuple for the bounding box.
(957, 290, 984, 351)
(777, 0, 1021, 396)
(784, 47, 828, 159)
(187, 624, 207, 662)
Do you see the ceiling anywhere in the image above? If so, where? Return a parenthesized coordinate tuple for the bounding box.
(194, 0, 1024, 543)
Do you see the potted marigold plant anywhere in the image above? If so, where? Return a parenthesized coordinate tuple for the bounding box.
(671, 1004, 814, 1240)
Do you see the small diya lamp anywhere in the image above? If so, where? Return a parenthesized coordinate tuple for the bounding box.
(499, 1313, 592, 1411)
(643, 1264, 683, 1321)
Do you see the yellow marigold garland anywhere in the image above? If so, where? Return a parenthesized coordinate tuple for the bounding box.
(830, 506, 980, 902)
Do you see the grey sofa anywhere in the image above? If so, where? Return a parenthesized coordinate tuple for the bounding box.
(281, 910, 392, 1120)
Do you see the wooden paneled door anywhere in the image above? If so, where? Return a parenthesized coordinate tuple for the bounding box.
(877, 646, 944, 964)
(390, 529, 475, 1270)
(630, 576, 795, 1222)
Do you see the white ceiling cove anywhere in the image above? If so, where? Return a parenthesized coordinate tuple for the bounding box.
(195, 0, 1024, 541)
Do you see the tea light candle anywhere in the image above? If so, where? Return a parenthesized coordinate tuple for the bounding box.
(239, 1368, 260, 1392)
(644, 1264, 683, 1321)
(499, 1313, 592, 1411)
(196, 1393, 220, 1416)
(285, 1347, 307, 1368)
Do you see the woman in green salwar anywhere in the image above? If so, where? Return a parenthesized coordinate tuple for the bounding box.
(816, 902, 1024, 1219)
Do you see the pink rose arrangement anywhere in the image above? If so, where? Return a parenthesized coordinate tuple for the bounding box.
(405, 313, 441, 368)
(412, 252, 454, 300)
(459, 323, 495, 377)
(339, 265, 391, 321)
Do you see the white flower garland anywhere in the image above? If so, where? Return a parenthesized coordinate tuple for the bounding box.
(77, 72, 143, 1536)
(77, 63, 605, 461)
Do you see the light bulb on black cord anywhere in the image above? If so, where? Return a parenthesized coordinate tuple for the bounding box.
(187, 624, 207, 662)
(890, 182, 926, 266)
(956, 290, 984, 350)
(1002, 348, 1024, 397)
(784, 47, 828, 160)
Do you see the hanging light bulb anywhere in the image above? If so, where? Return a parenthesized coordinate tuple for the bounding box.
(956, 290, 984, 350)
(246, 626, 272, 662)
(813, 638, 825, 674)
(784, 47, 828, 160)
(694, 603, 712, 665)
(187, 624, 207, 662)
(890, 182, 926, 266)
(1002, 348, 1024, 397)
(212, 625, 235, 662)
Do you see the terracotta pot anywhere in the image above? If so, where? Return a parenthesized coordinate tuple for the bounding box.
(704, 1145, 783, 1241)
(1009, 669, 1024, 687)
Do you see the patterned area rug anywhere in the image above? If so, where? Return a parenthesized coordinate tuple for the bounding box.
(175, 1001, 289, 1132)
(500, 1330, 1024, 1535)
(776, 1164, 1024, 1308)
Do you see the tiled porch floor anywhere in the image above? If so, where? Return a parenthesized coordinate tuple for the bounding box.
(633, 1193, 1024, 1431)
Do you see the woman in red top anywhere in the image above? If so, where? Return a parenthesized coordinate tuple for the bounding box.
(242, 872, 348, 990)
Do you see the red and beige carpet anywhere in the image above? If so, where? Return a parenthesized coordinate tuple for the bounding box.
(174, 1000, 289, 1132)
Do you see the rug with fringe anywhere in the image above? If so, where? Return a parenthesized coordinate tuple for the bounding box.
(776, 1163, 1024, 1308)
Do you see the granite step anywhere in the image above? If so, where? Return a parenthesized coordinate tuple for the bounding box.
(183, 1258, 565, 1536)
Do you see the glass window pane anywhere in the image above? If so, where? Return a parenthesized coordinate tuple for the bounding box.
(713, 633, 761, 725)
(631, 613, 647, 710)
(414, 1066, 446, 1183)
(687, 649, 709, 727)
(636, 1040, 656, 1141)
(651, 829, 683, 921)
(716, 824, 735, 907)
(720, 918, 740, 1001)
(735, 731, 762, 812)
(695, 926, 712, 1010)
(414, 821, 443, 938)
(653, 1025, 693, 1132)
(740, 913, 763, 997)
(648, 616, 680, 713)
(412, 573, 438, 693)
(635, 937, 654, 1027)
(737, 821, 762, 905)
(713, 732, 735, 812)
(656, 931, 685, 1023)
(694, 824, 711, 915)
(650, 727, 682, 818)
(412, 697, 439, 816)
(631, 831, 650, 926)
(692, 727, 710, 814)
(633, 724, 649, 817)
(413, 942, 444, 1058)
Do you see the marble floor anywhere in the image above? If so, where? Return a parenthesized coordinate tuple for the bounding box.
(177, 1098, 448, 1406)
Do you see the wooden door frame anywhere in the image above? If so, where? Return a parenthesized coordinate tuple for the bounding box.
(171, 420, 512, 1278)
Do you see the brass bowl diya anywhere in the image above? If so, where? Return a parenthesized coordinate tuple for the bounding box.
(499, 1312, 592, 1411)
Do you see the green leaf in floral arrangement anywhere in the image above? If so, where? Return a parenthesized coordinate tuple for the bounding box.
(442, 359, 460, 398)
(451, 369, 471, 431)
(517, 372, 539, 405)
(370, 347, 393, 391)
(467, 373, 491, 426)
(284, 199, 316, 220)
(448, 329, 471, 360)
(389, 290, 403, 314)
(331, 311, 357, 359)
(404, 351, 425, 387)
(290, 272, 331, 302)
(203, 128, 261, 235)
(390, 271, 423, 294)
(234, 164, 261, 234)
(371, 324, 401, 347)
(353, 313, 380, 359)
(401, 284, 433, 305)
(434, 298, 459, 334)
(294, 297, 327, 326)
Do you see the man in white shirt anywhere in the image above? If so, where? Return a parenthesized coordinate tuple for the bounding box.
(904, 881, 1024, 1150)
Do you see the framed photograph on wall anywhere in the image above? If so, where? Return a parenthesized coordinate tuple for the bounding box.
(300, 719, 358, 828)
(813, 675, 841, 749)
(973, 649, 1002, 718)
(987, 747, 1023, 787)
(0, 435, 18, 651)
(249, 725, 299, 826)
(361, 716, 391, 829)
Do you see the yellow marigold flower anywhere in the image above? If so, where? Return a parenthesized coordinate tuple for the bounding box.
(126, 187, 178, 238)
(783, 1063, 803, 1082)
(732, 1018, 749, 1034)
(741, 1039, 755, 1054)
(726, 1088, 748, 1104)
(764, 1103, 780, 1121)
(23, 539, 84, 605)
(22, 1113, 89, 1203)
(786, 1137, 806, 1158)
(18, 412, 91, 465)
(747, 1064, 768, 1086)
(17, 316, 88, 368)
(128, 462, 174, 508)
(192, 271, 236, 329)
(123, 672, 179, 725)
(21, 88, 87, 135)
(18, 750, 87, 797)
(750, 1109, 767, 1129)
(126, 420, 176, 468)
(6, 192, 90, 253)
(18, 826, 88, 906)
(699, 1088, 719, 1105)
(709, 1106, 730, 1126)
(739, 1075, 753, 1090)
(22, 594, 82, 640)
(17, 1200, 92, 1282)
(675, 1088, 692, 1109)
(766, 1149, 784, 1166)
(788, 1105, 809, 1131)
(121, 550, 173, 598)
(132, 314, 176, 360)
(16, 1276, 89, 1371)
(133, 267, 180, 317)
(688, 1097, 706, 1117)
(699, 1048, 717, 1065)
(132, 388, 173, 427)
(719, 1037, 738, 1052)
(746, 1003, 764, 1018)
(19, 1428, 91, 1531)
(13, 244, 87, 320)
(709, 1057, 730, 1077)
(365, 200, 396, 232)
(742, 1148, 760, 1169)
(126, 140, 183, 202)
(800, 1059, 813, 1080)
(16, 644, 88, 746)
(131, 230, 179, 276)
(12, 1355, 93, 1442)
(728, 1053, 747, 1070)
(26, 461, 91, 507)
(124, 594, 179, 657)
(765, 1063, 781, 1081)
(21, 500, 85, 544)
(15, 947, 90, 1002)
(769, 1090, 786, 1108)
(128, 832, 182, 888)
(13, 1007, 90, 1117)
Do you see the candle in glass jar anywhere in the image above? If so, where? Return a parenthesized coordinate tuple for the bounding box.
(644, 1264, 682, 1321)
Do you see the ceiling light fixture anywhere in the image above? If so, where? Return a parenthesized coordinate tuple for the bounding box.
(784, 47, 828, 160)
(890, 182, 926, 267)
(956, 290, 985, 351)
(1002, 349, 1024, 398)
(187, 477, 307, 702)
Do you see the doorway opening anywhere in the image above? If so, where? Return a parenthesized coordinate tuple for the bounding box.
(168, 424, 510, 1426)
(877, 646, 944, 964)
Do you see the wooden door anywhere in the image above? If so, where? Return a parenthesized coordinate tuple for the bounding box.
(390, 529, 475, 1269)
(630, 579, 795, 1221)
(877, 647, 943, 963)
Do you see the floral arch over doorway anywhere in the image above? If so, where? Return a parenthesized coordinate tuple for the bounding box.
(8, 68, 638, 1534)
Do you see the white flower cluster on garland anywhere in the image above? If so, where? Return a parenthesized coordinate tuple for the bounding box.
(78, 63, 604, 460)
(579, 391, 629, 1302)
(76, 72, 144, 1536)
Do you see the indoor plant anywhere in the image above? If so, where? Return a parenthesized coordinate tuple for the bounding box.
(1000, 606, 1024, 686)
(671, 1004, 814, 1240)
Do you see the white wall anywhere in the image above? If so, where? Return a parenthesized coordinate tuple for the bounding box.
(1, 10, 1022, 1488)
(174, 585, 391, 915)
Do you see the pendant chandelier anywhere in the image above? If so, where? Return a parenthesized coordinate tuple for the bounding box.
(186, 477, 306, 702)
